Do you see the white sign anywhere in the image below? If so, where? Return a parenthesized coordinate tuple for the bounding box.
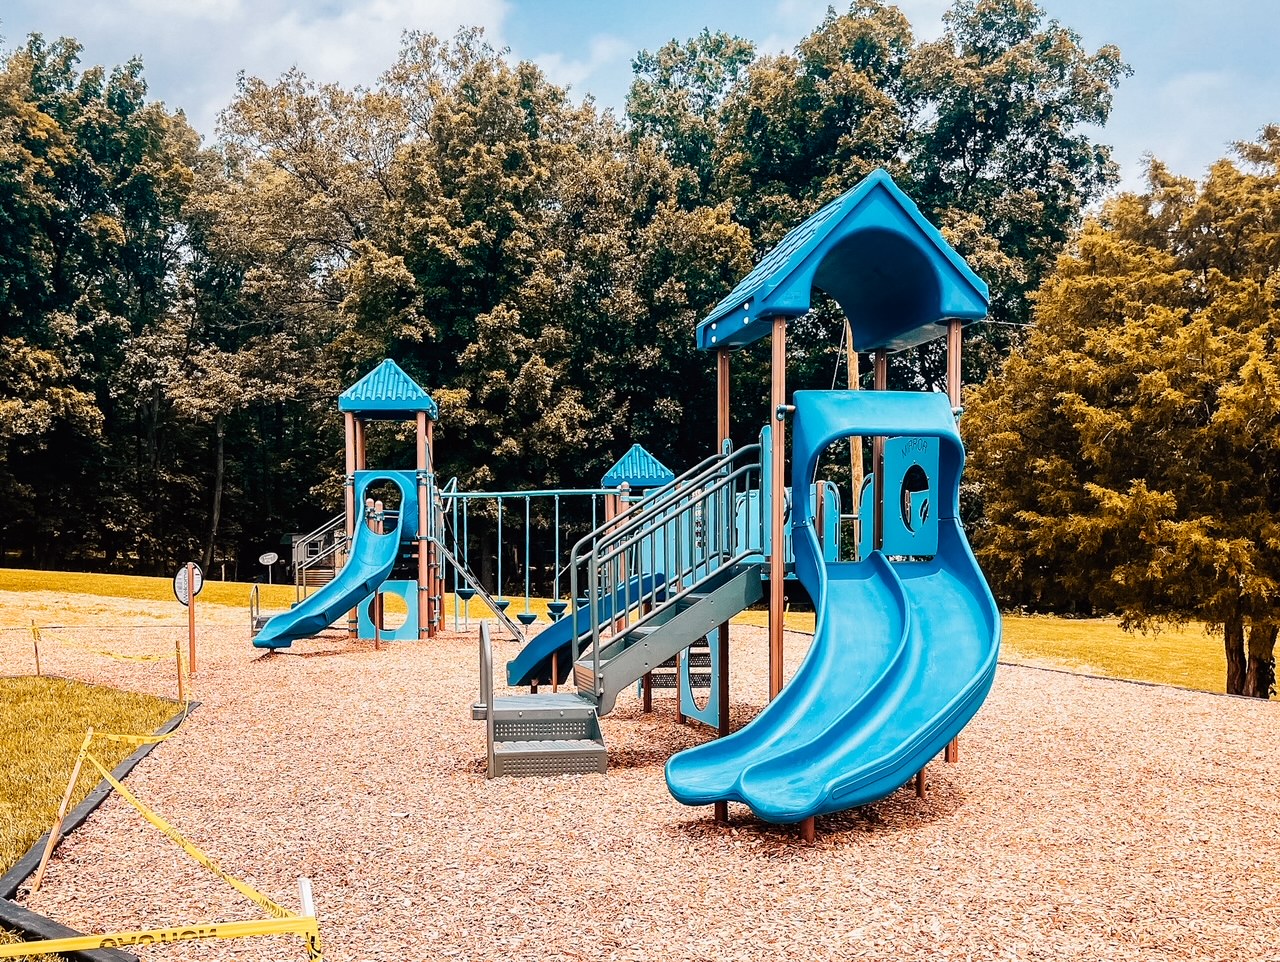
(259, 552, 279, 566)
(173, 563, 204, 606)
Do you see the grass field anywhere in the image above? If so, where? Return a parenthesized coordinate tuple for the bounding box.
(0, 567, 1236, 695)
(0, 676, 177, 960)
(736, 606, 1229, 694)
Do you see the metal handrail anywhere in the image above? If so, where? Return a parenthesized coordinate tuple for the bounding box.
(568, 444, 763, 696)
(249, 583, 260, 636)
(478, 623, 496, 778)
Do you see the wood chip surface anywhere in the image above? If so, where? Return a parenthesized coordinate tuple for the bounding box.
(3, 591, 1278, 961)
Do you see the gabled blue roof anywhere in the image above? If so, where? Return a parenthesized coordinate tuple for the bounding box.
(338, 359, 438, 420)
(601, 444, 675, 489)
(697, 169, 989, 353)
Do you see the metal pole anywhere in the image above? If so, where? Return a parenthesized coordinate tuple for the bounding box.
(554, 495, 561, 602)
(418, 412, 430, 640)
(345, 413, 357, 637)
(524, 496, 531, 614)
(497, 497, 504, 600)
(768, 317, 786, 700)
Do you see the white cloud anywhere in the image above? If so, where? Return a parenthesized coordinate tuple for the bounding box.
(4, 0, 510, 139)
(533, 33, 631, 98)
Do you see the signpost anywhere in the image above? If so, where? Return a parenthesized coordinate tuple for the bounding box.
(259, 551, 279, 585)
(173, 562, 203, 678)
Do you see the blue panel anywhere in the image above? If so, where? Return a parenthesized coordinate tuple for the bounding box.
(679, 632, 721, 727)
(357, 580, 419, 641)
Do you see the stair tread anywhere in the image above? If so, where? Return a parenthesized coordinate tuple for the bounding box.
(494, 738, 604, 753)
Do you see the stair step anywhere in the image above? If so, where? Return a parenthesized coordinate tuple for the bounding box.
(644, 671, 712, 689)
(492, 738, 607, 777)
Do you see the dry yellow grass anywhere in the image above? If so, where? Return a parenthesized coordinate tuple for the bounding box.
(0, 568, 1234, 694)
(735, 607, 1231, 694)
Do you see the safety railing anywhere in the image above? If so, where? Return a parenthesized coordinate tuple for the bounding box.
(477, 622, 496, 778)
(294, 514, 347, 602)
(249, 583, 261, 635)
(568, 444, 763, 697)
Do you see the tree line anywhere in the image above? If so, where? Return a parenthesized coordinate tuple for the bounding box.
(0, 0, 1125, 575)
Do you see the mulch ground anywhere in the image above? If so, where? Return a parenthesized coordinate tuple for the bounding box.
(2, 591, 1277, 961)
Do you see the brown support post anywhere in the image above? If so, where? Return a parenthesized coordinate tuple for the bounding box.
(916, 767, 927, 798)
(872, 350, 888, 551)
(768, 318, 786, 700)
(354, 417, 367, 471)
(714, 347, 732, 825)
(946, 318, 962, 764)
(800, 816, 816, 844)
(186, 561, 196, 675)
(417, 413, 431, 640)
(844, 319, 863, 558)
(345, 413, 358, 638)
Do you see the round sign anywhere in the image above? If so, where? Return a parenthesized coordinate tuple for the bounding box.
(172, 563, 205, 606)
(259, 551, 279, 566)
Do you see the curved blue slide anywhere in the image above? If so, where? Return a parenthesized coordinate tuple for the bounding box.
(253, 475, 417, 650)
(666, 390, 1000, 821)
(506, 574, 665, 687)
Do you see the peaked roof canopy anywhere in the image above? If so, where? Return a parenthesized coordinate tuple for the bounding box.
(601, 443, 675, 489)
(339, 359, 439, 420)
(697, 169, 989, 354)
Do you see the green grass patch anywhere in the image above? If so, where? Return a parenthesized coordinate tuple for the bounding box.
(734, 608, 1230, 694)
(1001, 614, 1226, 694)
(0, 677, 176, 874)
(0, 568, 296, 611)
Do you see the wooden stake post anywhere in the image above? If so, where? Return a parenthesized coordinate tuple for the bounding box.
(32, 727, 93, 892)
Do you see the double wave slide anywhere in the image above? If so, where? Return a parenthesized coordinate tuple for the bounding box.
(253, 475, 418, 650)
(506, 574, 666, 688)
(665, 390, 1000, 821)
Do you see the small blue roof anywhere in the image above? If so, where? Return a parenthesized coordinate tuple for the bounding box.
(697, 169, 989, 353)
(338, 359, 439, 420)
(601, 444, 675, 489)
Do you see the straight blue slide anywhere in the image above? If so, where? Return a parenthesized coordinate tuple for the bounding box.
(665, 390, 1001, 821)
(253, 475, 417, 650)
(506, 574, 666, 687)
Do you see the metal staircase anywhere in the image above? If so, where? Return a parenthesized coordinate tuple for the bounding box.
(293, 514, 347, 601)
(478, 443, 766, 776)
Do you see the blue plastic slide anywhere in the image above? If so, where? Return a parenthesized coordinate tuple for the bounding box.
(253, 476, 417, 650)
(665, 390, 1000, 821)
(506, 574, 665, 687)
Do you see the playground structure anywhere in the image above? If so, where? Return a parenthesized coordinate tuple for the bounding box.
(253, 168, 1001, 834)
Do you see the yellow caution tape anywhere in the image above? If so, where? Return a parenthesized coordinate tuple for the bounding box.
(84, 752, 293, 921)
(0, 914, 322, 959)
(4, 750, 326, 960)
(30, 623, 174, 663)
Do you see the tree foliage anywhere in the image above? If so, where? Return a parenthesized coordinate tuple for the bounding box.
(0, 3, 1132, 576)
(965, 128, 1280, 697)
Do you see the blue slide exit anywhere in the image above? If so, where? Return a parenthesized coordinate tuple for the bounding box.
(253, 475, 417, 650)
(665, 390, 1000, 821)
(506, 574, 665, 687)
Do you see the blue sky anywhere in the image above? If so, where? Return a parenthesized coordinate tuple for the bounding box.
(2, 0, 1276, 192)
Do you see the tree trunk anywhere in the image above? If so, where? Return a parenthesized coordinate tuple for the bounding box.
(1244, 621, 1276, 699)
(1224, 610, 1247, 696)
(203, 414, 226, 572)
